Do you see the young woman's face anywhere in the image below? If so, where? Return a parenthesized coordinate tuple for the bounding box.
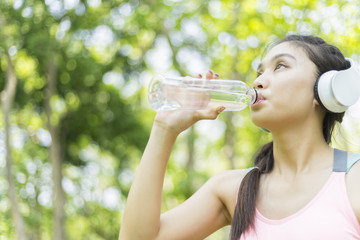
(250, 42, 321, 131)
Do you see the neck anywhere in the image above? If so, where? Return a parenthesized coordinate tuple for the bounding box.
(271, 120, 333, 176)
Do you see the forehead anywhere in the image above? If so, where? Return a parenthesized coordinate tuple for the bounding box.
(263, 42, 308, 62)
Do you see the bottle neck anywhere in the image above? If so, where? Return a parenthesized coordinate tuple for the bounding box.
(248, 88, 258, 104)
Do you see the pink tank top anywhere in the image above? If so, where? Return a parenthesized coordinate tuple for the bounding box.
(240, 150, 360, 240)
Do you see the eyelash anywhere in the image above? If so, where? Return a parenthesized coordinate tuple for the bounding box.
(275, 63, 286, 70)
(256, 63, 287, 77)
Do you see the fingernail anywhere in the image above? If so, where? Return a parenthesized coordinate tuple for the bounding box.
(217, 106, 225, 113)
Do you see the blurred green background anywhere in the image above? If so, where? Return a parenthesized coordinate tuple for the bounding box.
(0, 0, 360, 239)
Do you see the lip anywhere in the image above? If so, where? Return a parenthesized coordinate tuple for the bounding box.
(251, 93, 266, 107)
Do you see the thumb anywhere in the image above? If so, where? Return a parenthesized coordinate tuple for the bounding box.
(194, 106, 225, 121)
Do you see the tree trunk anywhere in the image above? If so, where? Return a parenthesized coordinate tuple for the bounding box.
(186, 126, 195, 172)
(44, 59, 67, 240)
(224, 112, 236, 169)
(183, 126, 196, 197)
(1, 52, 28, 240)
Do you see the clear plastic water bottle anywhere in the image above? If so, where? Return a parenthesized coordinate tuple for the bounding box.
(148, 74, 258, 111)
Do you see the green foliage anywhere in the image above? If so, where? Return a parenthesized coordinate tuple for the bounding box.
(0, 0, 359, 239)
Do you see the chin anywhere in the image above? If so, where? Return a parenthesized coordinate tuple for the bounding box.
(250, 113, 276, 131)
(251, 117, 270, 130)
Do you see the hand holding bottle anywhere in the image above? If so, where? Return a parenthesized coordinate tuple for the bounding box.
(153, 71, 225, 136)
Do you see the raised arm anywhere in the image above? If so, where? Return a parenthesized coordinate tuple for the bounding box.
(119, 105, 229, 240)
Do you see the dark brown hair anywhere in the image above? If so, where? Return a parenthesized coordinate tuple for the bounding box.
(230, 35, 349, 239)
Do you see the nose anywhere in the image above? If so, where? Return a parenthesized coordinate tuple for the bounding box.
(253, 75, 268, 89)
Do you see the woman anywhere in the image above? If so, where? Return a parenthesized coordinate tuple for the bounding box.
(119, 35, 360, 240)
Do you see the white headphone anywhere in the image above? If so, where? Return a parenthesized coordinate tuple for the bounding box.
(314, 58, 360, 113)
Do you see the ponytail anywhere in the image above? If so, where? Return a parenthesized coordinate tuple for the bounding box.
(230, 142, 274, 239)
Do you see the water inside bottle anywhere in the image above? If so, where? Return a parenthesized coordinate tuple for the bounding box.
(148, 84, 251, 111)
(207, 89, 251, 111)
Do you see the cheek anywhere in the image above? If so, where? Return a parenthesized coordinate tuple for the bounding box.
(276, 72, 315, 106)
(278, 84, 314, 114)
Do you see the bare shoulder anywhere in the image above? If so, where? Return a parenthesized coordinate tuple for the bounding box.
(345, 152, 360, 222)
(346, 152, 360, 177)
(209, 169, 249, 187)
(208, 169, 249, 220)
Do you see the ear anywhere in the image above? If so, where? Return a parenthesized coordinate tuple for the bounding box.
(313, 98, 321, 106)
(313, 98, 325, 114)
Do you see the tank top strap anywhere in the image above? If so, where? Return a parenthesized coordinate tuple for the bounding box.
(333, 148, 348, 172)
(246, 149, 359, 173)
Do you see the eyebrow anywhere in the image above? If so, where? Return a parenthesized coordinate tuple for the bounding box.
(257, 53, 297, 70)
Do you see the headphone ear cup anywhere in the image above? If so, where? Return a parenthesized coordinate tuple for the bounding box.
(314, 72, 336, 113)
(314, 70, 352, 113)
(314, 58, 360, 113)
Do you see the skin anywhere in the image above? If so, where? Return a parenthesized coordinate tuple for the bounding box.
(119, 43, 360, 240)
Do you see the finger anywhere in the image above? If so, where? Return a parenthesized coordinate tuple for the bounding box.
(205, 69, 214, 79)
(194, 106, 225, 121)
(214, 73, 220, 79)
(216, 106, 225, 114)
(197, 74, 202, 78)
